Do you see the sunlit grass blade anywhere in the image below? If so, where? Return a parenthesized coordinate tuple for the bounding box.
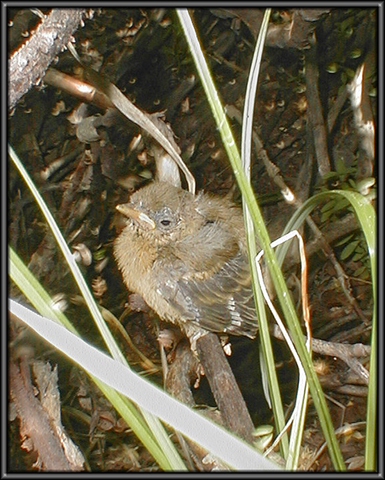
(9, 298, 281, 471)
(239, 8, 289, 459)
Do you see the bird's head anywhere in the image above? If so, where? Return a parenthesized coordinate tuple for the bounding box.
(116, 182, 204, 245)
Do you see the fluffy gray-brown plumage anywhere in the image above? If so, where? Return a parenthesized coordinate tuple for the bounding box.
(114, 182, 258, 338)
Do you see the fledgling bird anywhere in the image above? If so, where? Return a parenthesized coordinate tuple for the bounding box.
(114, 181, 258, 339)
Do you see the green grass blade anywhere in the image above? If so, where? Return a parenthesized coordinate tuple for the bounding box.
(278, 190, 376, 470)
(9, 144, 125, 363)
(9, 247, 182, 470)
(9, 145, 186, 470)
(239, 8, 288, 458)
(177, 10, 345, 470)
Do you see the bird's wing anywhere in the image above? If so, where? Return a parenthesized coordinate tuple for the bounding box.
(155, 251, 258, 338)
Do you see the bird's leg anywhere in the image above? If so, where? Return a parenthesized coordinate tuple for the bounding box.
(185, 327, 210, 357)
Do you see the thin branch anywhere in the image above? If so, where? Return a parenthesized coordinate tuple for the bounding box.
(305, 36, 331, 177)
(10, 358, 78, 471)
(9, 9, 89, 111)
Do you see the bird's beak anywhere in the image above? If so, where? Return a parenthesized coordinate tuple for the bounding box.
(116, 204, 156, 230)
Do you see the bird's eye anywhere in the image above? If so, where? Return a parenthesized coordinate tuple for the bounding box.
(155, 207, 176, 230)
